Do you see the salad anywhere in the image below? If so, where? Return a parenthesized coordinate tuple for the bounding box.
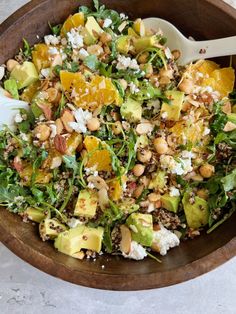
(0, 0, 235, 262)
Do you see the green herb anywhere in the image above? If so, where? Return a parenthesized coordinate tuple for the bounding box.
(210, 101, 228, 134)
(55, 93, 66, 118)
(102, 225, 113, 253)
(48, 22, 62, 36)
(22, 38, 32, 58)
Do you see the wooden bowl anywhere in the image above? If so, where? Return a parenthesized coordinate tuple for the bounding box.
(0, 0, 235, 290)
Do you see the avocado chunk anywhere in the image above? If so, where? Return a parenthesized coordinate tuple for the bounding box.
(182, 192, 209, 229)
(10, 61, 39, 90)
(83, 16, 103, 45)
(74, 189, 98, 218)
(126, 213, 153, 246)
(161, 90, 184, 121)
(39, 218, 67, 241)
(4, 79, 19, 100)
(161, 194, 180, 213)
(120, 98, 142, 122)
(24, 207, 46, 223)
(116, 36, 132, 54)
(134, 35, 157, 53)
(54, 225, 104, 256)
(148, 171, 167, 190)
(227, 113, 236, 124)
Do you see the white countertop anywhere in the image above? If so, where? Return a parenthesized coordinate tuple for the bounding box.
(0, 1, 236, 313)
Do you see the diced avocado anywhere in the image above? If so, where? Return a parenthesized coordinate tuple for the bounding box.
(116, 36, 132, 54)
(126, 213, 153, 246)
(4, 79, 19, 100)
(83, 16, 103, 45)
(135, 135, 149, 149)
(74, 189, 98, 218)
(10, 61, 39, 90)
(161, 90, 184, 121)
(24, 207, 46, 223)
(39, 218, 67, 241)
(148, 171, 167, 190)
(227, 113, 236, 124)
(134, 36, 157, 53)
(120, 98, 142, 122)
(119, 199, 140, 214)
(54, 225, 104, 256)
(128, 27, 139, 38)
(161, 194, 180, 213)
(182, 192, 209, 229)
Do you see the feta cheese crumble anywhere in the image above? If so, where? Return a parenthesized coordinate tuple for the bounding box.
(67, 218, 85, 228)
(78, 48, 89, 61)
(152, 225, 180, 256)
(160, 154, 193, 176)
(14, 113, 23, 123)
(67, 28, 84, 49)
(116, 55, 139, 71)
(40, 68, 51, 78)
(44, 35, 60, 46)
(48, 47, 59, 55)
(69, 108, 92, 134)
(103, 18, 112, 28)
(129, 82, 140, 94)
(123, 241, 147, 260)
(169, 186, 180, 197)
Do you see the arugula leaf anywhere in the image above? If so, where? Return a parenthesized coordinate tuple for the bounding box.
(221, 169, 236, 192)
(22, 38, 32, 58)
(48, 22, 62, 36)
(210, 101, 228, 134)
(93, 0, 100, 11)
(102, 225, 113, 253)
(125, 130, 137, 172)
(63, 155, 78, 172)
(55, 93, 66, 118)
(84, 55, 100, 71)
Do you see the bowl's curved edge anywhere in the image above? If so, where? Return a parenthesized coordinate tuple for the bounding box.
(0, 219, 235, 291)
(0, 0, 235, 290)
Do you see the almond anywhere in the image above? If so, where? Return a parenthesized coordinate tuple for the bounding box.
(55, 118, 64, 135)
(54, 135, 67, 154)
(61, 110, 75, 133)
(37, 103, 52, 120)
(120, 225, 132, 254)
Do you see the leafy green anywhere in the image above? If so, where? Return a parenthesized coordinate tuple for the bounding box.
(63, 155, 78, 172)
(4, 79, 19, 100)
(55, 93, 66, 119)
(102, 225, 113, 253)
(221, 169, 236, 192)
(22, 38, 32, 58)
(48, 22, 62, 36)
(210, 101, 228, 134)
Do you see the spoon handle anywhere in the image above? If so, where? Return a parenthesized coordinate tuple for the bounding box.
(188, 36, 236, 63)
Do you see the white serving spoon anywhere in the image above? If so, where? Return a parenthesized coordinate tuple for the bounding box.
(143, 17, 236, 65)
(0, 88, 29, 130)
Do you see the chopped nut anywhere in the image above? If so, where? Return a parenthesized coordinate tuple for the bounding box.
(223, 121, 236, 132)
(6, 59, 19, 72)
(54, 135, 67, 154)
(61, 110, 75, 133)
(47, 87, 61, 103)
(120, 225, 132, 254)
(34, 124, 51, 141)
(87, 45, 104, 56)
(55, 118, 64, 135)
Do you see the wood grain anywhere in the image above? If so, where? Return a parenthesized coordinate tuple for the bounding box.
(0, 0, 235, 290)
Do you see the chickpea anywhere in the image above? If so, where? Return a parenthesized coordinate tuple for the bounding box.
(138, 52, 149, 64)
(199, 164, 215, 178)
(87, 44, 104, 56)
(171, 49, 181, 60)
(6, 59, 19, 72)
(159, 76, 171, 85)
(118, 79, 128, 90)
(159, 67, 173, 79)
(100, 32, 112, 44)
(137, 149, 152, 163)
(133, 185, 144, 199)
(148, 193, 160, 202)
(178, 78, 194, 94)
(87, 117, 100, 132)
(153, 137, 168, 154)
(112, 121, 123, 135)
(140, 63, 153, 78)
(196, 189, 209, 200)
(133, 164, 145, 177)
(34, 124, 51, 141)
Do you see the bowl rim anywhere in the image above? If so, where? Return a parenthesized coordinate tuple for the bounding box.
(0, 0, 236, 291)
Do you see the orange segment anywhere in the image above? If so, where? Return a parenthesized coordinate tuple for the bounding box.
(83, 136, 112, 171)
(32, 44, 50, 72)
(61, 12, 85, 35)
(202, 67, 235, 98)
(170, 120, 205, 144)
(60, 72, 120, 111)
